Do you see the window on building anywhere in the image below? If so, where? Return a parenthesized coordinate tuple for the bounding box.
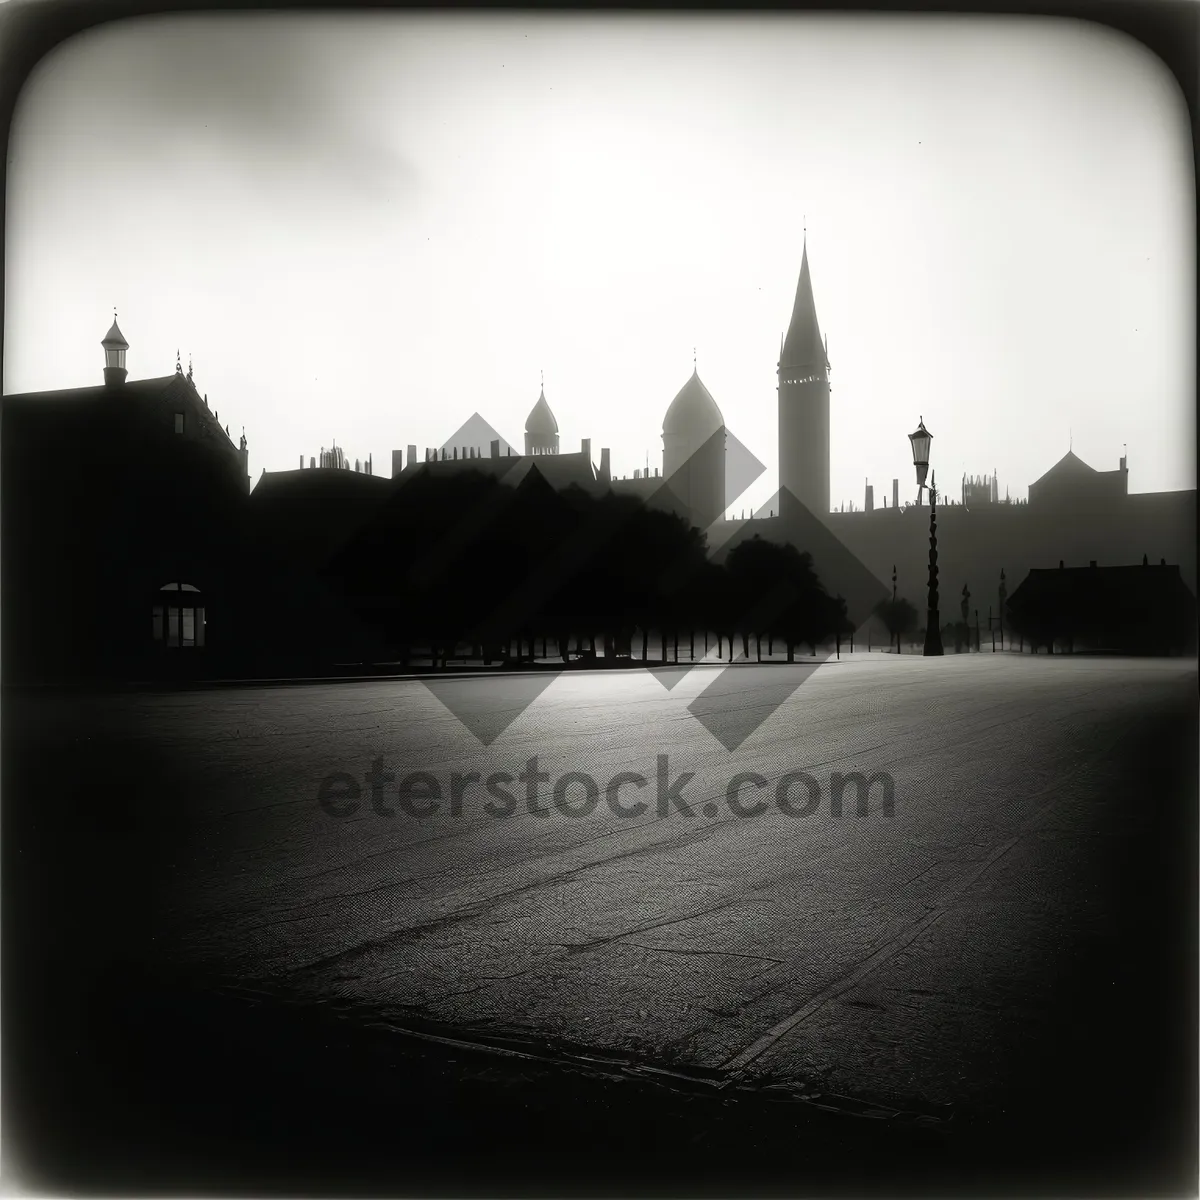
(154, 583, 205, 650)
(174, 412, 185, 434)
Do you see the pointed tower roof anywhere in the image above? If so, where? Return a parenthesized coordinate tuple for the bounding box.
(1030, 448, 1097, 489)
(781, 239, 826, 370)
(101, 316, 128, 349)
(525, 389, 559, 436)
(663, 368, 724, 438)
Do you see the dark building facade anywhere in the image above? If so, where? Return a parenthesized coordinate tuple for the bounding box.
(2, 320, 252, 683)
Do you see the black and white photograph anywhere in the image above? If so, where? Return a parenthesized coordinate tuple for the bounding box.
(2, 4, 1197, 1195)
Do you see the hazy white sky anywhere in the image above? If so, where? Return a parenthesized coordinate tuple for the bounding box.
(5, 13, 1194, 512)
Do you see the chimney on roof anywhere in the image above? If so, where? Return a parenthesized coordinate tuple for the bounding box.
(1161, 558, 1167, 566)
(654, 467, 660, 478)
(892, 478, 899, 510)
(1089, 560, 1097, 568)
(300, 455, 304, 469)
(1059, 560, 1065, 569)
(581, 437, 592, 462)
(404, 444, 415, 469)
(600, 447, 611, 482)
(310, 456, 316, 469)
(490, 439, 500, 459)
(392, 449, 404, 478)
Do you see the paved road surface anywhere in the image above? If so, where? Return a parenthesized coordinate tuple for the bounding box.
(5, 653, 1196, 1192)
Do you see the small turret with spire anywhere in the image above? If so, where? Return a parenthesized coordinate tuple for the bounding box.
(101, 309, 129, 386)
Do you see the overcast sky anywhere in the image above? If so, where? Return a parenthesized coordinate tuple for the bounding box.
(5, 13, 1194, 512)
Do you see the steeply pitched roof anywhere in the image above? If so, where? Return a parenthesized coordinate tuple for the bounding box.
(781, 239, 827, 371)
(1029, 449, 1098, 490)
(663, 369, 723, 438)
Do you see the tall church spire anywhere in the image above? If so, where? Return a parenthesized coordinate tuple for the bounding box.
(777, 235, 831, 521)
(781, 239, 826, 370)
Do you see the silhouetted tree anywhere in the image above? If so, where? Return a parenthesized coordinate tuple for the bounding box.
(324, 471, 853, 672)
(872, 595, 919, 652)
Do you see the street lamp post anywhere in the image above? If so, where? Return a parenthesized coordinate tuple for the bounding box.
(892, 565, 898, 654)
(908, 418, 944, 657)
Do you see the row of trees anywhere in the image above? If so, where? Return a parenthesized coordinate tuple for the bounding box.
(325, 469, 862, 668)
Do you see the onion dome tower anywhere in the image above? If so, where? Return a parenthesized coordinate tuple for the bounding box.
(662, 355, 726, 529)
(101, 311, 128, 386)
(525, 376, 559, 456)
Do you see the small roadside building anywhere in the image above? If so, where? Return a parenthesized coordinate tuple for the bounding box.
(1006, 559, 1197, 655)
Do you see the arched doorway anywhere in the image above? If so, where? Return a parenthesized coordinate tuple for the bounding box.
(152, 582, 206, 650)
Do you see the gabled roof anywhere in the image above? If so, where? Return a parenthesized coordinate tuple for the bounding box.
(781, 240, 827, 371)
(663, 369, 723, 438)
(525, 390, 559, 436)
(1029, 449, 1098, 490)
